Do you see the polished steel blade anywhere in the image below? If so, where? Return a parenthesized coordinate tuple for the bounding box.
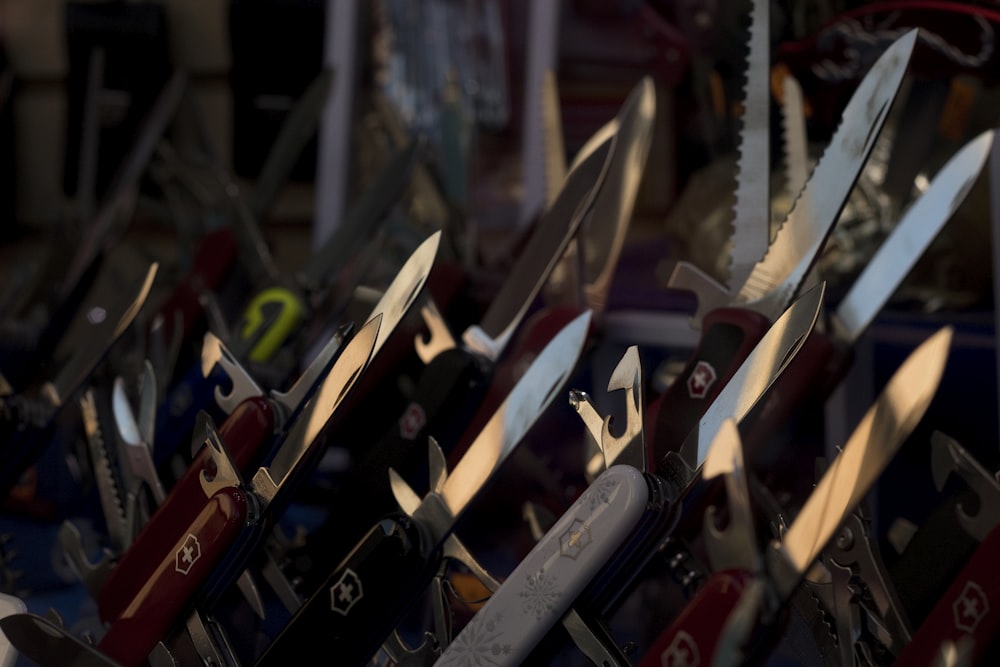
(726, 0, 772, 294)
(45, 263, 158, 406)
(774, 326, 953, 597)
(680, 281, 825, 469)
(832, 130, 994, 342)
(736, 30, 917, 318)
(428, 310, 592, 520)
(251, 314, 381, 505)
(582, 77, 656, 315)
(464, 138, 611, 360)
(781, 74, 810, 204)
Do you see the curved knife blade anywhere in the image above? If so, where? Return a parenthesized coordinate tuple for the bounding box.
(0, 613, 122, 667)
(736, 30, 917, 319)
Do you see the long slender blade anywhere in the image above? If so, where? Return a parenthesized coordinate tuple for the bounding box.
(464, 137, 612, 359)
(274, 229, 439, 414)
(832, 130, 994, 342)
(252, 315, 381, 503)
(736, 30, 917, 318)
(428, 310, 592, 519)
(582, 76, 657, 314)
(775, 326, 953, 595)
(46, 263, 158, 406)
(726, 0, 772, 294)
(541, 68, 567, 206)
(679, 281, 825, 468)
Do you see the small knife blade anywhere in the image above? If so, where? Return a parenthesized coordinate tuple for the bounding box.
(771, 325, 954, 594)
(831, 129, 994, 342)
(736, 29, 917, 319)
(254, 310, 592, 666)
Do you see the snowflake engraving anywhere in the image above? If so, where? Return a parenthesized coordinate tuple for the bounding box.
(437, 611, 511, 666)
(583, 475, 619, 510)
(520, 569, 561, 621)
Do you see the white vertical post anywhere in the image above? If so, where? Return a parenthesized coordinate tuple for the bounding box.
(314, 0, 360, 248)
(518, 0, 561, 230)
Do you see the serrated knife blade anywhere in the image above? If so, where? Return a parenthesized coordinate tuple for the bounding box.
(736, 29, 917, 319)
(727, 0, 772, 295)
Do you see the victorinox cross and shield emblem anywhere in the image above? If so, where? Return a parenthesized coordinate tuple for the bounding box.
(330, 568, 364, 616)
(175, 534, 201, 575)
(953, 580, 989, 633)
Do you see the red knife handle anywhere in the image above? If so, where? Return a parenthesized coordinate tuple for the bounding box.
(97, 396, 274, 622)
(97, 486, 249, 667)
(150, 228, 238, 347)
(894, 524, 1000, 666)
(739, 329, 844, 469)
(638, 569, 755, 667)
(648, 307, 771, 463)
(255, 513, 439, 666)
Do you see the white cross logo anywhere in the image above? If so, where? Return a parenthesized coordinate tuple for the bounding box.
(175, 534, 201, 575)
(686, 361, 716, 399)
(330, 568, 364, 616)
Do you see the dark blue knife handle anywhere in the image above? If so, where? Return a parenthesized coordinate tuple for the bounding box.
(153, 361, 231, 467)
(255, 513, 439, 666)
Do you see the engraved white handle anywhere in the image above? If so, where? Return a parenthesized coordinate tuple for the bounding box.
(434, 465, 650, 666)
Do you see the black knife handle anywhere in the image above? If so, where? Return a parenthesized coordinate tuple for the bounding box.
(256, 513, 439, 666)
(294, 348, 491, 589)
(647, 307, 771, 466)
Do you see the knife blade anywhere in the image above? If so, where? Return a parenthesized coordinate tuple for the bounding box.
(726, 0, 772, 295)
(641, 326, 953, 667)
(95, 232, 439, 624)
(831, 129, 994, 342)
(254, 310, 592, 666)
(94, 316, 381, 667)
(738, 127, 994, 465)
(0, 263, 158, 498)
(433, 284, 824, 665)
(647, 30, 917, 461)
(736, 29, 917, 318)
(292, 105, 622, 577)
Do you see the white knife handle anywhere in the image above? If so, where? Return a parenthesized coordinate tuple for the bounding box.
(435, 465, 650, 666)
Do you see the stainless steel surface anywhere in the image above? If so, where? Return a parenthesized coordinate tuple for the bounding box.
(414, 300, 457, 364)
(269, 323, 350, 420)
(80, 390, 128, 552)
(599, 346, 646, 471)
(831, 130, 994, 343)
(112, 377, 166, 505)
(0, 613, 122, 667)
(781, 74, 810, 205)
(930, 431, 1000, 542)
(582, 77, 656, 314)
(680, 281, 825, 469)
(772, 325, 953, 597)
(201, 331, 264, 415)
(251, 315, 381, 505)
(736, 30, 917, 318)
(45, 263, 158, 407)
(420, 310, 591, 522)
(462, 135, 613, 360)
(727, 0, 772, 294)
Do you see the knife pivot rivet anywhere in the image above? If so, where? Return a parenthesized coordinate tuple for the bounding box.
(835, 526, 855, 551)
